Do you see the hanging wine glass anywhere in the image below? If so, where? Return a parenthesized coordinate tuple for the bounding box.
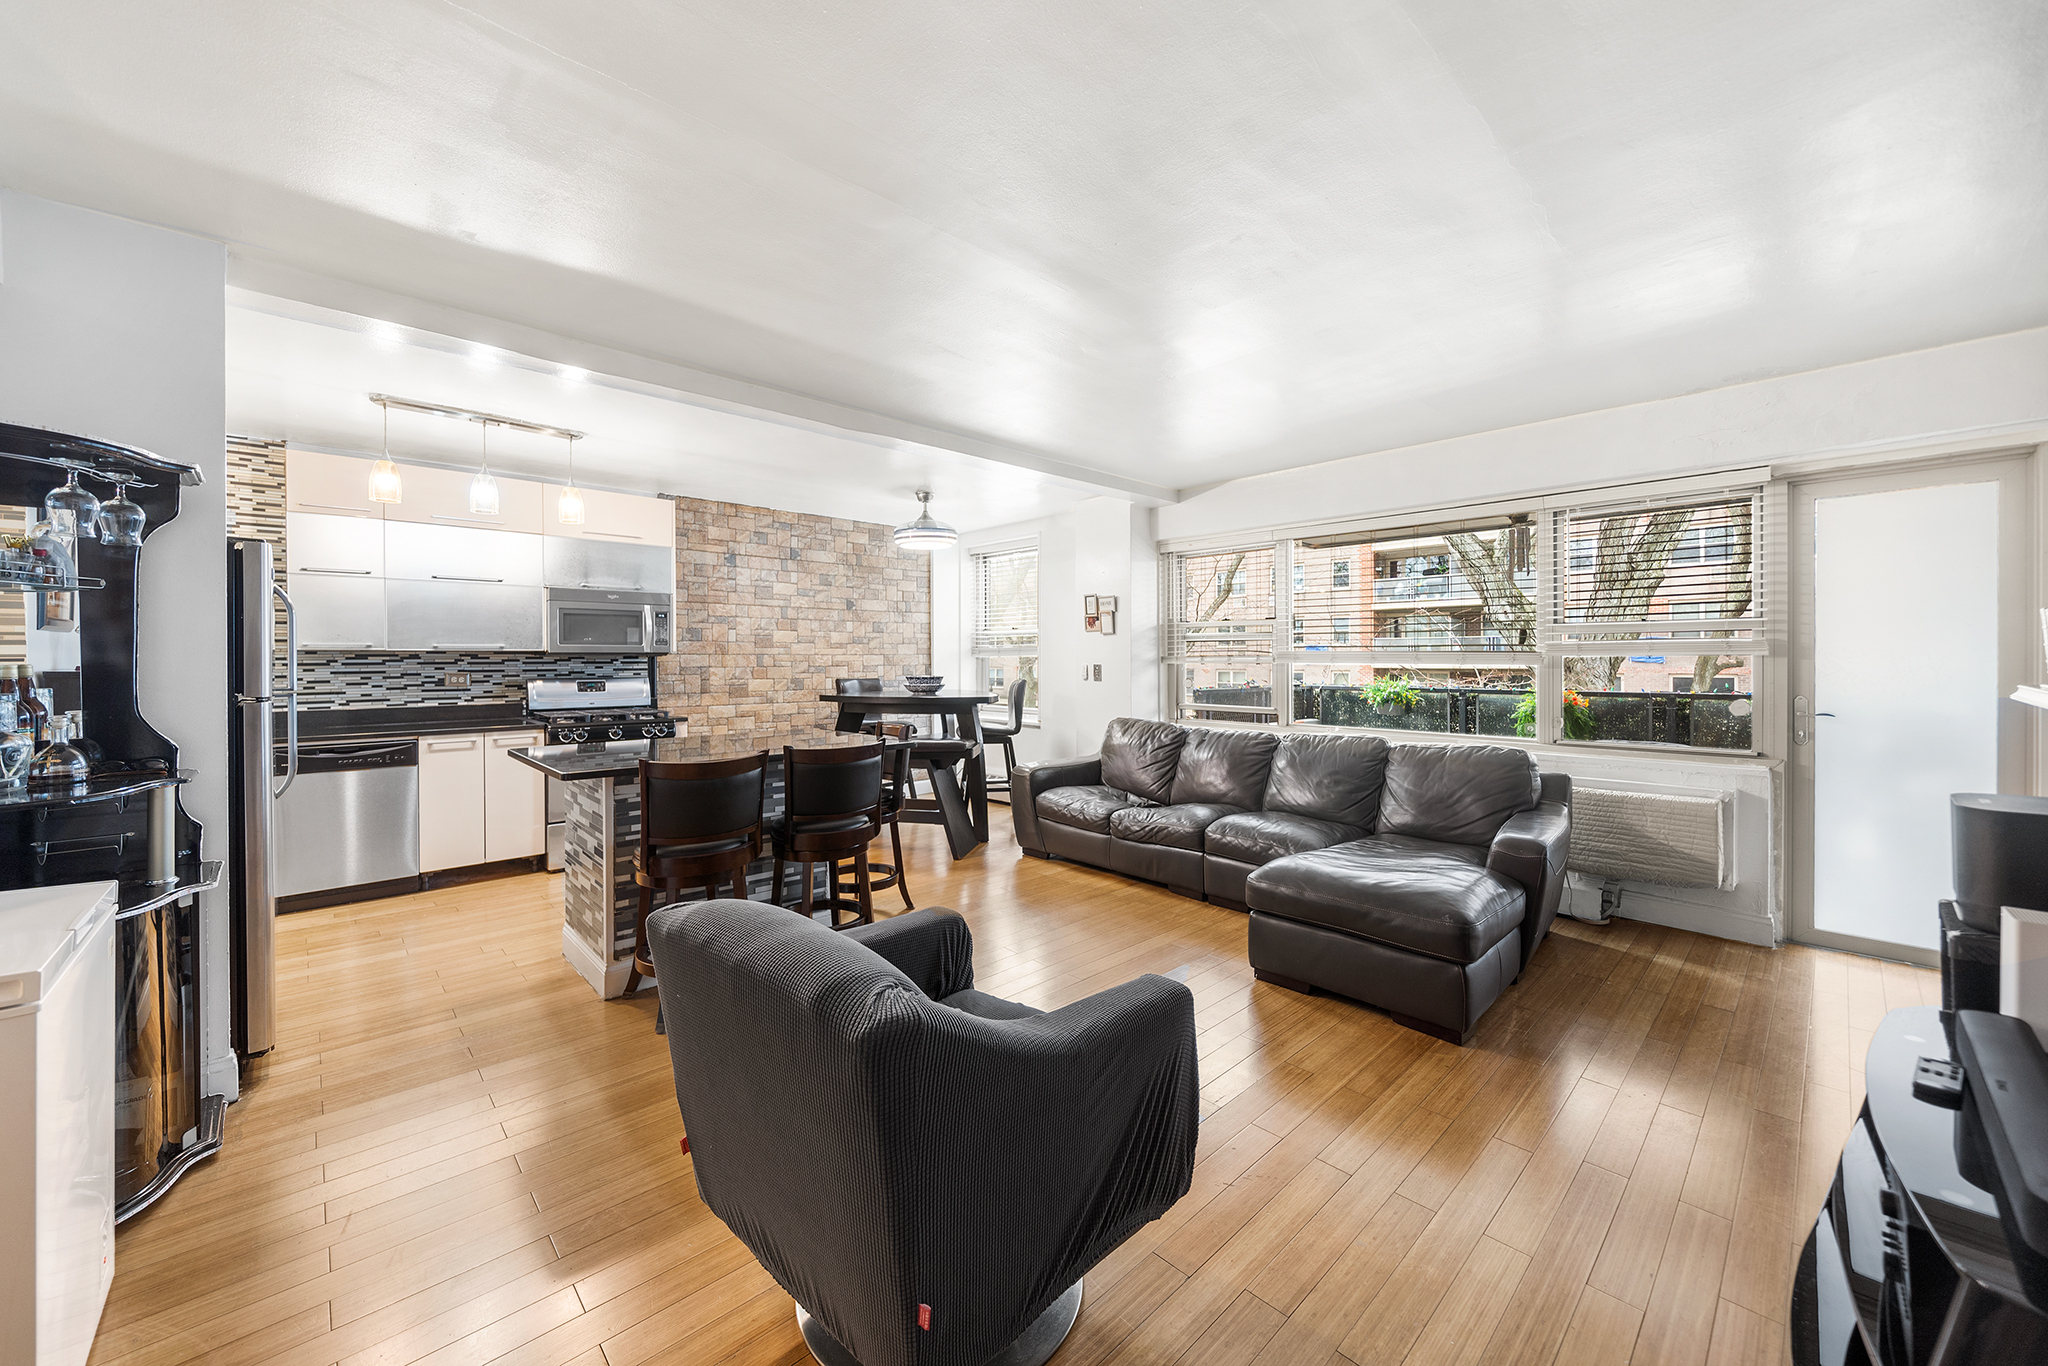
(97, 477, 147, 547)
(43, 467, 100, 538)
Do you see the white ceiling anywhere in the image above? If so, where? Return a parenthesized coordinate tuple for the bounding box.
(9, 2, 2048, 494)
(226, 293, 1103, 531)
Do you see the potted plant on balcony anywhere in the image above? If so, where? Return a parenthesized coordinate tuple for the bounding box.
(1514, 689, 1595, 739)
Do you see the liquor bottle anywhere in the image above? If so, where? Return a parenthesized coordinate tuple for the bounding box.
(14, 666, 49, 748)
(64, 711, 102, 765)
(29, 713, 89, 787)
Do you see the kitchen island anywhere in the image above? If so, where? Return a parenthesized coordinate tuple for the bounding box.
(510, 732, 897, 998)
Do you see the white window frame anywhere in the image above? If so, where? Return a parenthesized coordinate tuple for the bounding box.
(1158, 465, 1774, 755)
(969, 540, 1040, 722)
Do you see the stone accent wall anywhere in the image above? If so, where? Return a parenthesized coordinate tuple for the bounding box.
(660, 498, 929, 737)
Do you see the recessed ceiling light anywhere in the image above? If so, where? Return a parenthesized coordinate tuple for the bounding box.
(467, 343, 503, 370)
(559, 365, 589, 385)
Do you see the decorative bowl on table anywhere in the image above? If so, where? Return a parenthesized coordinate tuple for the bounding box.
(902, 675, 945, 695)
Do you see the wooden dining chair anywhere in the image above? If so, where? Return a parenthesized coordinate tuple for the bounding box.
(834, 741, 917, 913)
(625, 750, 768, 996)
(771, 741, 886, 929)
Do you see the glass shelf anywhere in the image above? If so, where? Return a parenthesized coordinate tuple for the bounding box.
(0, 570, 106, 593)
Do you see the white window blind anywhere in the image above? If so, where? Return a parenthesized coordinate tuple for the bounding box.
(1163, 545, 1275, 662)
(1290, 518, 1536, 656)
(1545, 491, 1765, 653)
(971, 547, 1038, 655)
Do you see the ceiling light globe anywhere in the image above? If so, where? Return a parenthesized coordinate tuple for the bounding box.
(558, 485, 586, 526)
(468, 468, 501, 517)
(893, 490, 957, 551)
(368, 459, 403, 504)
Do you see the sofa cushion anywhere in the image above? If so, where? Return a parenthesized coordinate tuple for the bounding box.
(1110, 802, 1245, 851)
(1246, 837, 1525, 964)
(1205, 811, 1365, 865)
(1171, 729, 1279, 809)
(1101, 718, 1188, 805)
(1378, 744, 1539, 847)
(1265, 733, 1390, 829)
(1037, 784, 1134, 834)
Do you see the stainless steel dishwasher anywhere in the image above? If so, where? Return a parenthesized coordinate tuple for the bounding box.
(273, 739, 422, 899)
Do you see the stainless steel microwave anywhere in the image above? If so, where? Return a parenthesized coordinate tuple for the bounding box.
(545, 587, 673, 654)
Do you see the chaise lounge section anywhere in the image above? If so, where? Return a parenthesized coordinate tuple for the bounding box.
(1013, 718, 1571, 1043)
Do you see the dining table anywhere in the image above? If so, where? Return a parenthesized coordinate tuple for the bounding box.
(821, 688, 995, 858)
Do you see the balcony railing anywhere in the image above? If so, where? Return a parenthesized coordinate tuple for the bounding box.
(1183, 683, 1753, 749)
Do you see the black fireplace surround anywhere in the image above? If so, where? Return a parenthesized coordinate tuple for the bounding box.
(1013, 719, 1572, 1043)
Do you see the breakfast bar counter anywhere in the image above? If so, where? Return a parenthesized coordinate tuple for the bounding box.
(511, 732, 889, 998)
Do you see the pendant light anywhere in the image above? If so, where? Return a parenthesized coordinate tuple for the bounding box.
(892, 490, 957, 551)
(468, 420, 501, 516)
(557, 434, 585, 525)
(368, 405, 403, 504)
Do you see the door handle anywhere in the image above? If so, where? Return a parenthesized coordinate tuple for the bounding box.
(431, 575, 506, 583)
(586, 531, 644, 541)
(296, 502, 375, 514)
(431, 643, 507, 650)
(298, 567, 373, 576)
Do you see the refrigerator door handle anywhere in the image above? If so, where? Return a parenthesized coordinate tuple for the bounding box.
(273, 583, 300, 798)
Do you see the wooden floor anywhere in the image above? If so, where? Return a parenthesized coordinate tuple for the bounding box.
(93, 820, 1934, 1366)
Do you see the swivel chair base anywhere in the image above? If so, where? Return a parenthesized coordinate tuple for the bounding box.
(795, 1279, 1083, 1366)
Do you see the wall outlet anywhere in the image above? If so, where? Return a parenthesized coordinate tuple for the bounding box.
(442, 672, 471, 688)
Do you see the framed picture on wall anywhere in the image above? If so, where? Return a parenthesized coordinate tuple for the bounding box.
(1083, 594, 1099, 615)
(1099, 611, 1116, 635)
(1099, 596, 1118, 612)
(1084, 613, 1102, 633)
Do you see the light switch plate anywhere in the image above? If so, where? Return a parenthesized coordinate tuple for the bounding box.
(1092, 664, 1102, 681)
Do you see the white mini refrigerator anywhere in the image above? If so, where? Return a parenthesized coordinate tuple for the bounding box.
(0, 882, 118, 1366)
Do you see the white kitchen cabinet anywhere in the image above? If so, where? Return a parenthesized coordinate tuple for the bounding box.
(541, 535, 675, 592)
(379, 464, 544, 534)
(384, 521, 543, 586)
(288, 575, 387, 650)
(384, 580, 545, 651)
(417, 734, 486, 871)
(285, 449, 387, 519)
(484, 731, 547, 860)
(286, 511, 384, 578)
(541, 485, 673, 546)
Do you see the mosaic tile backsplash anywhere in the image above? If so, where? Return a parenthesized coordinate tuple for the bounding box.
(295, 650, 652, 709)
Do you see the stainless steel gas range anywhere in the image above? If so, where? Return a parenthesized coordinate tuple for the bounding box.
(526, 678, 681, 868)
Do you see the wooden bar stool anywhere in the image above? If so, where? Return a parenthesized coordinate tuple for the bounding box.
(625, 750, 768, 996)
(835, 741, 916, 912)
(771, 741, 886, 929)
(834, 677, 918, 797)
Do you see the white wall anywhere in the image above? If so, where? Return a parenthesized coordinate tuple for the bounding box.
(933, 497, 1162, 768)
(0, 190, 231, 1095)
(1160, 325, 2048, 542)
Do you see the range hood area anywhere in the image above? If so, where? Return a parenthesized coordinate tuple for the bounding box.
(281, 448, 675, 654)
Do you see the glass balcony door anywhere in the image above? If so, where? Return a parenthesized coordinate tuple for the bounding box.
(1788, 454, 2034, 962)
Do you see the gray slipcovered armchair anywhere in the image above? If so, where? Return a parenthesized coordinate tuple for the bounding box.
(647, 902, 1200, 1366)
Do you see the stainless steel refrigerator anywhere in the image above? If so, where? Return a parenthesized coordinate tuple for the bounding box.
(227, 539, 296, 1058)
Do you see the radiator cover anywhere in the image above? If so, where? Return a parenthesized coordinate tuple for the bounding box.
(1568, 785, 1732, 889)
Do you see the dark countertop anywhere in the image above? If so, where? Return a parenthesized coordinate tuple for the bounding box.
(511, 730, 902, 780)
(822, 690, 994, 706)
(280, 704, 536, 745)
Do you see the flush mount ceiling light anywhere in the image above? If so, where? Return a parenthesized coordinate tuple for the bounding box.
(368, 404, 403, 504)
(893, 490, 957, 551)
(468, 420, 500, 517)
(557, 434, 585, 526)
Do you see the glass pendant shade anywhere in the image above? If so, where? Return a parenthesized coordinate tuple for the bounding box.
(368, 459, 403, 504)
(468, 468, 501, 516)
(467, 422, 499, 515)
(44, 470, 101, 536)
(893, 490, 958, 551)
(557, 484, 586, 525)
(96, 480, 146, 547)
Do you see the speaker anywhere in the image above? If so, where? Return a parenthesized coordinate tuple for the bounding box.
(1952, 794, 2048, 931)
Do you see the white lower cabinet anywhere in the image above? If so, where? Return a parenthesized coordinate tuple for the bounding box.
(418, 730, 548, 872)
(484, 731, 547, 861)
(417, 734, 486, 871)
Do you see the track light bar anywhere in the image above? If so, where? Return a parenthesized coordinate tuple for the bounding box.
(368, 393, 586, 441)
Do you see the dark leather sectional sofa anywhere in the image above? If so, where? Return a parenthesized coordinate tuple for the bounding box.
(1012, 718, 1572, 1043)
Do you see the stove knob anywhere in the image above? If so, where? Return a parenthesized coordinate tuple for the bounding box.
(641, 724, 660, 737)
(606, 726, 626, 740)
(565, 728, 587, 743)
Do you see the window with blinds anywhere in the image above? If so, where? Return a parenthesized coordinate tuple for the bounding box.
(972, 546, 1038, 708)
(1549, 493, 1760, 646)
(1163, 545, 1277, 721)
(1291, 518, 1536, 655)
